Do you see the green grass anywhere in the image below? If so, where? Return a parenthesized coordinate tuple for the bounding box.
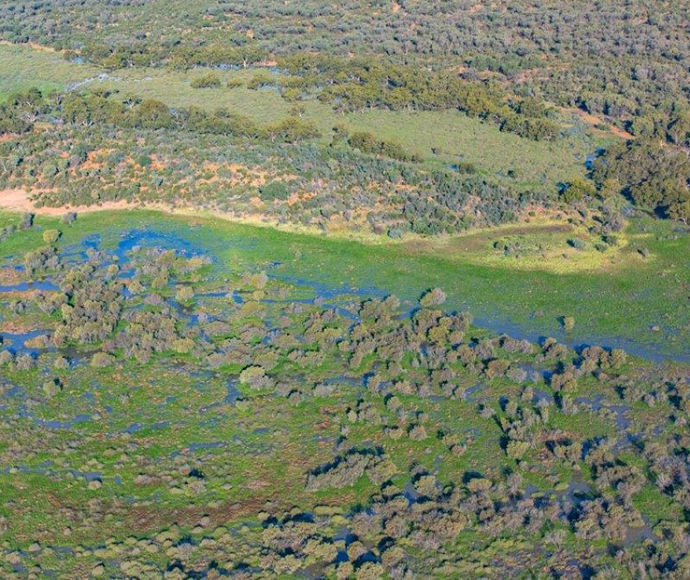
(101, 72, 602, 186)
(337, 108, 597, 186)
(100, 66, 295, 125)
(0, 43, 101, 101)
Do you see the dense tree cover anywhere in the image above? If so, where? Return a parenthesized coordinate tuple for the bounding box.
(1, 0, 688, 140)
(0, 87, 320, 143)
(0, 88, 45, 135)
(58, 90, 320, 142)
(280, 55, 560, 140)
(1, 3, 690, 228)
(2, 1, 689, 227)
(345, 130, 422, 163)
(591, 140, 690, 222)
(79, 42, 268, 71)
(1, 0, 689, 575)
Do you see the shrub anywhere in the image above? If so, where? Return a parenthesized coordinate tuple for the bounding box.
(190, 73, 222, 89)
(348, 131, 420, 162)
(259, 181, 290, 201)
(42, 229, 61, 244)
(561, 178, 596, 203)
(239, 365, 273, 389)
(91, 352, 115, 368)
(420, 288, 447, 307)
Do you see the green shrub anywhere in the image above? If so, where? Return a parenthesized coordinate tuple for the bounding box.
(259, 181, 290, 200)
(42, 229, 61, 244)
(190, 73, 222, 89)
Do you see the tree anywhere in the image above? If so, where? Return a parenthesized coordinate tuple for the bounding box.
(133, 100, 173, 129)
(91, 352, 115, 368)
(175, 285, 194, 301)
(420, 288, 446, 307)
(668, 198, 690, 224)
(239, 365, 273, 389)
(62, 212, 77, 225)
(667, 108, 690, 146)
(598, 177, 622, 199)
(562, 178, 596, 203)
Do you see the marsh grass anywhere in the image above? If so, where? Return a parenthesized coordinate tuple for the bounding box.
(1, 209, 687, 360)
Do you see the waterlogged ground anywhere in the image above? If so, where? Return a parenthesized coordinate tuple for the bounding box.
(0, 210, 689, 577)
(9, 209, 685, 362)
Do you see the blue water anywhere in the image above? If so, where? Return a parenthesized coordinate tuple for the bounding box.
(272, 274, 385, 301)
(1, 329, 53, 355)
(225, 380, 241, 405)
(188, 441, 226, 452)
(35, 413, 91, 429)
(115, 229, 205, 260)
(0, 280, 59, 293)
(107, 227, 690, 362)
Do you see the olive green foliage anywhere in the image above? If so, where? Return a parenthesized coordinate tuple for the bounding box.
(190, 72, 222, 89)
(282, 55, 560, 141)
(0, 89, 535, 235)
(2, 0, 686, 143)
(347, 130, 422, 163)
(591, 139, 690, 219)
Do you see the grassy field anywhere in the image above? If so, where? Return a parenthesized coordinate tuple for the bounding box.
(338, 109, 596, 186)
(2, 2, 689, 572)
(0, 43, 602, 188)
(1, 42, 679, 357)
(0, 42, 102, 101)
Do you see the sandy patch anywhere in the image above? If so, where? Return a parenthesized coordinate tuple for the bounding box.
(0, 189, 140, 215)
(0, 40, 58, 53)
(562, 107, 634, 140)
(0, 321, 41, 334)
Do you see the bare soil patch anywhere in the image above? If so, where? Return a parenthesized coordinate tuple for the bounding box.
(0, 189, 139, 215)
